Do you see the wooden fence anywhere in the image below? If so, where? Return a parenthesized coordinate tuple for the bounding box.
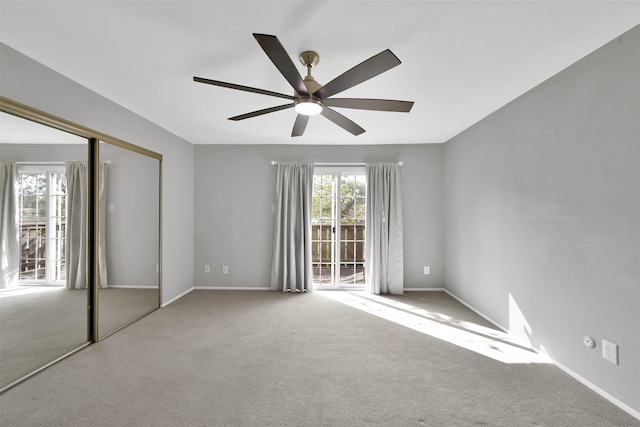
(311, 224, 364, 263)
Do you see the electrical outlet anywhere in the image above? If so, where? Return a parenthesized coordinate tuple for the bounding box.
(423, 266, 430, 275)
(222, 265, 229, 274)
(602, 339, 618, 365)
(204, 265, 210, 273)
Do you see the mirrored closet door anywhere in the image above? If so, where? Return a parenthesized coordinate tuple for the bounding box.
(98, 141, 161, 339)
(0, 111, 90, 390)
(0, 99, 162, 392)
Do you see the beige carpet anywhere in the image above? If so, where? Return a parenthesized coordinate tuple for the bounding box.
(1, 290, 638, 426)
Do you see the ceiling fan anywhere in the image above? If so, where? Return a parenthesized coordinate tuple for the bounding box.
(194, 33, 414, 137)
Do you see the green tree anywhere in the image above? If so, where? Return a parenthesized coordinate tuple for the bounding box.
(340, 175, 366, 223)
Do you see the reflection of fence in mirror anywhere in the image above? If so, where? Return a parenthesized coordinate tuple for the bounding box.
(0, 111, 90, 390)
(98, 142, 160, 339)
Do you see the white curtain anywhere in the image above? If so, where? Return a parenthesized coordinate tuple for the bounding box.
(365, 163, 404, 295)
(65, 161, 108, 289)
(270, 162, 314, 293)
(0, 162, 19, 288)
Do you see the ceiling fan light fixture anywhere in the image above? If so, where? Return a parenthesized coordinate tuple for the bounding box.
(294, 98, 323, 116)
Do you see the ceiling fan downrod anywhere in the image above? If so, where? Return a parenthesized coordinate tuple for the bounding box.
(296, 50, 322, 115)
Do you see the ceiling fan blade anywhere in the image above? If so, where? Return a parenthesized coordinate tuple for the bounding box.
(324, 98, 414, 112)
(320, 107, 365, 136)
(253, 33, 309, 96)
(291, 114, 309, 137)
(228, 103, 293, 121)
(314, 49, 401, 99)
(194, 77, 294, 101)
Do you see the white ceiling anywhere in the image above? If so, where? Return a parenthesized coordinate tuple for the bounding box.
(1, 1, 639, 146)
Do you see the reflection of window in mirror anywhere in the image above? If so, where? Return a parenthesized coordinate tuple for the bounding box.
(0, 111, 87, 289)
(16, 164, 67, 284)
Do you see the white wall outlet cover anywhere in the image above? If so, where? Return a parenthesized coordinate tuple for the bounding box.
(602, 339, 618, 365)
(583, 335, 596, 348)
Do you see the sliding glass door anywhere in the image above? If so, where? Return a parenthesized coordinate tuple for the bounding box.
(312, 168, 366, 288)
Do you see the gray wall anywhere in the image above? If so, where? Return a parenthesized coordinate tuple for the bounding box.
(0, 143, 87, 162)
(443, 26, 639, 413)
(0, 43, 195, 304)
(194, 144, 443, 289)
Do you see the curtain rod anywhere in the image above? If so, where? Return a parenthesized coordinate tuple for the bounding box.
(15, 160, 112, 170)
(270, 161, 403, 166)
(16, 161, 64, 165)
(16, 160, 111, 164)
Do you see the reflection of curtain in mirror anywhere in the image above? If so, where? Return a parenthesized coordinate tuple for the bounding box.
(65, 161, 108, 289)
(0, 162, 19, 288)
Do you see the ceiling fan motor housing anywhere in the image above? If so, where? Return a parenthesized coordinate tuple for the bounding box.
(301, 77, 322, 96)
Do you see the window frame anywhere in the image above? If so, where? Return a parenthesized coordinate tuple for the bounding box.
(17, 163, 66, 285)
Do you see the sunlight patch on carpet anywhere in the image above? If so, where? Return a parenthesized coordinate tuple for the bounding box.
(0, 286, 64, 299)
(318, 291, 551, 364)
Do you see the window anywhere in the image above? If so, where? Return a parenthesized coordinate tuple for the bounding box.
(312, 167, 366, 287)
(17, 165, 66, 284)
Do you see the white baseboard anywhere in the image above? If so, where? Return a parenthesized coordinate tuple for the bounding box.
(108, 285, 157, 289)
(193, 286, 271, 291)
(161, 286, 194, 307)
(553, 360, 640, 420)
(162, 286, 271, 307)
(442, 288, 640, 421)
(442, 289, 509, 332)
(404, 287, 446, 292)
